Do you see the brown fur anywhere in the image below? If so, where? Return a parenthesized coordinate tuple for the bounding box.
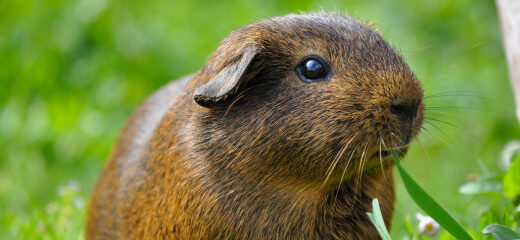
(86, 13, 424, 239)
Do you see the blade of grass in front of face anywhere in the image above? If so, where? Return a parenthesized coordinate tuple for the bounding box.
(367, 198, 392, 240)
(391, 150, 473, 240)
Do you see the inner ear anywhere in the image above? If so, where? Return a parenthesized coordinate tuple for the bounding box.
(194, 46, 262, 108)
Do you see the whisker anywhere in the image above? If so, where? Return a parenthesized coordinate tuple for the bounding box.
(424, 117, 465, 132)
(425, 110, 470, 120)
(424, 117, 481, 144)
(424, 93, 511, 109)
(378, 137, 387, 179)
(423, 120, 452, 140)
(419, 126, 433, 142)
(324, 133, 358, 176)
(424, 106, 482, 112)
(322, 133, 358, 188)
(416, 137, 431, 167)
(424, 92, 491, 100)
(324, 144, 348, 183)
(354, 141, 369, 196)
(380, 137, 397, 178)
(424, 116, 483, 143)
(420, 127, 454, 152)
(419, 41, 486, 84)
(390, 131, 403, 145)
(333, 148, 357, 210)
(380, 137, 388, 150)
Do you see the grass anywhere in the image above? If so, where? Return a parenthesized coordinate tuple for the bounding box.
(368, 149, 520, 239)
(1, 0, 519, 238)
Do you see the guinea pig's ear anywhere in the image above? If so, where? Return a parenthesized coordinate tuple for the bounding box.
(194, 46, 262, 108)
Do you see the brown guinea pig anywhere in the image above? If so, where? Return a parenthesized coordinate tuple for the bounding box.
(86, 13, 424, 239)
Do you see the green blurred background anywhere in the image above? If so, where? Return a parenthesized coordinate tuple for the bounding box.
(1, 0, 518, 238)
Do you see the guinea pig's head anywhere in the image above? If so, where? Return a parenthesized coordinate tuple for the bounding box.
(192, 13, 424, 186)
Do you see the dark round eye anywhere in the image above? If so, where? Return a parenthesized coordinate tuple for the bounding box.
(296, 56, 329, 82)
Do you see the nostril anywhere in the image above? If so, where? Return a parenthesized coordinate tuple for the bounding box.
(390, 104, 408, 120)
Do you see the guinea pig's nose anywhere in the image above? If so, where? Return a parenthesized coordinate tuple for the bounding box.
(390, 104, 412, 122)
(390, 103, 418, 145)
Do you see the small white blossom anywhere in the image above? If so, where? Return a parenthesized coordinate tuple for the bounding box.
(68, 181, 79, 192)
(416, 213, 440, 236)
(58, 180, 79, 196)
(73, 197, 84, 209)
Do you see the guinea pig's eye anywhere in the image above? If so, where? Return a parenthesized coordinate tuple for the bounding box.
(296, 56, 330, 83)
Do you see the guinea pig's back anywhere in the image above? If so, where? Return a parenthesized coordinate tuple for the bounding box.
(86, 74, 192, 239)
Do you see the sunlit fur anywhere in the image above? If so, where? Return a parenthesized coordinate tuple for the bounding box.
(87, 13, 424, 239)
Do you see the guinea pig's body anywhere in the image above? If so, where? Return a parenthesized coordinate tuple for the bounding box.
(86, 13, 424, 239)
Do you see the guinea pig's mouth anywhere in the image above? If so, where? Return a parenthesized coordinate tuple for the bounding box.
(370, 147, 406, 159)
(373, 149, 392, 157)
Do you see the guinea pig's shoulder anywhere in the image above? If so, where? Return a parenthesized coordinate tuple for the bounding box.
(118, 74, 193, 150)
(152, 74, 193, 108)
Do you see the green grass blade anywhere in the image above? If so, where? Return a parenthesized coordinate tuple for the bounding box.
(482, 224, 520, 240)
(367, 198, 393, 240)
(391, 150, 472, 240)
(503, 155, 520, 198)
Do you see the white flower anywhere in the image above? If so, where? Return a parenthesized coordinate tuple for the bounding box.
(68, 180, 79, 192)
(58, 180, 79, 196)
(416, 213, 440, 236)
(73, 197, 85, 209)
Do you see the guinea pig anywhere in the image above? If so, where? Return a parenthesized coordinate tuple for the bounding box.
(86, 13, 424, 239)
